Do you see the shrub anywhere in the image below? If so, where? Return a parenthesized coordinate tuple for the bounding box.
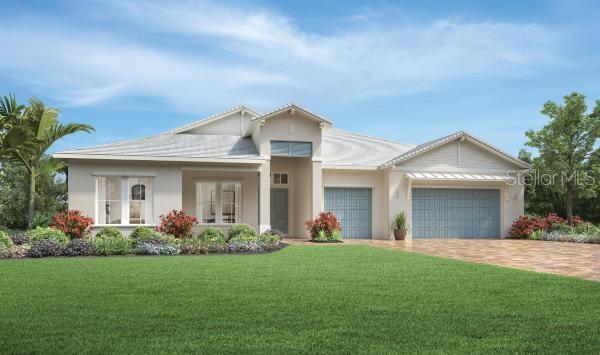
(1, 245, 30, 258)
(51, 209, 94, 239)
(96, 227, 123, 239)
(227, 241, 263, 253)
(575, 223, 600, 236)
(28, 239, 63, 258)
(27, 227, 69, 245)
(32, 211, 54, 228)
(528, 229, 548, 240)
(570, 216, 585, 227)
(313, 229, 342, 243)
(63, 239, 96, 256)
(198, 227, 226, 244)
(157, 210, 197, 239)
(257, 230, 281, 249)
(94, 235, 131, 255)
(305, 212, 341, 240)
(227, 224, 256, 241)
(10, 232, 29, 245)
(550, 223, 575, 234)
(134, 237, 181, 255)
(509, 216, 549, 238)
(0, 231, 13, 248)
(545, 213, 565, 226)
(180, 238, 209, 255)
(228, 233, 257, 244)
(129, 227, 162, 245)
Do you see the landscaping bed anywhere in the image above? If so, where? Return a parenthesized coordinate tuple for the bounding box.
(510, 213, 600, 244)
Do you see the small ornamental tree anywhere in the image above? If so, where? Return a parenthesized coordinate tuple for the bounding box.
(51, 209, 94, 239)
(305, 211, 341, 240)
(156, 210, 197, 238)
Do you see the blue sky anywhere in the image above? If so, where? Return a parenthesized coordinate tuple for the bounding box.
(1, 0, 599, 155)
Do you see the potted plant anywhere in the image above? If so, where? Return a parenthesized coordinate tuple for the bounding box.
(391, 212, 408, 240)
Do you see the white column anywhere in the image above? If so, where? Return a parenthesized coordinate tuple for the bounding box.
(311, 160, 323, 218)
(259, 160, 271, 233)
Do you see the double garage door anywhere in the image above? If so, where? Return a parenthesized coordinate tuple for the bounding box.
(324, 187, 372, 239)
(412, 188, 501, 239)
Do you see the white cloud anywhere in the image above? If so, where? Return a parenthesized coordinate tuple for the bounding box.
(0, 0, 562, 112)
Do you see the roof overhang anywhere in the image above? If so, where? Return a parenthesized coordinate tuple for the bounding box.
(165, 105, 262, 134)
(252, 103, 333, 125)
(405, 171, 512, 182)
(53, 153, 266, 164)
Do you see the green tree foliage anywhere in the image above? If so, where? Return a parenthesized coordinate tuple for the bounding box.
(523, 92, 600, 223)
(0, 94, 93, 227)
(0, 159, 66, 229)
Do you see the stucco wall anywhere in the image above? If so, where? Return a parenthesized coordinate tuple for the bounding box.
(322, 169, 388, 239)
(67, 160, 182, 235)
(256, 111, 323, 157)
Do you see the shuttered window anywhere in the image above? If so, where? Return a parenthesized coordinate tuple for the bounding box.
(270, 141, 312, 157)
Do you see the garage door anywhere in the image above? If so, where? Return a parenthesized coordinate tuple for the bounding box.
(412, 188, 500, 239)
(324, 187, 372, 239)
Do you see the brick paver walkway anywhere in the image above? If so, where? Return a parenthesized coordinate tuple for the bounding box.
(286, 239, 600, 281)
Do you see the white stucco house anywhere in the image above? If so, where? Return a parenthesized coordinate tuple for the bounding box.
(54, 103, 529, 240)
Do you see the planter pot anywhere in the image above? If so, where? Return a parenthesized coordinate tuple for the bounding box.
(393, 229, 407, 241)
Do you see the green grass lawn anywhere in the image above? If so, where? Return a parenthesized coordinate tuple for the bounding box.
(1, 245, 599, 354)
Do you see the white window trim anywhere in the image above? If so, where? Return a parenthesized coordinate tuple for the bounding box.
(271, 172, 289, 186)
(195, 180, 243, 226)
(95, 176, 155, 226)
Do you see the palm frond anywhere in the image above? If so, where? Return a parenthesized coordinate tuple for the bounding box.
(36, 156, 66, 177)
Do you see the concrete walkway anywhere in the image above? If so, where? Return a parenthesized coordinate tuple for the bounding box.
(286, 238, 600, 281)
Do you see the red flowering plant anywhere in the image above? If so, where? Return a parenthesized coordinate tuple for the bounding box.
(156, 210, 198, 238)
(304, 211, 341, 240)
(509, 215, 549, 238)
(51, 209, 94, 239)
(544, 213, 565, 227)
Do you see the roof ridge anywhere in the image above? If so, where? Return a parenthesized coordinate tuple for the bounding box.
(165, 105, 261, 134)
(328, 128, 415, 147)
(252, 102, 332, 124)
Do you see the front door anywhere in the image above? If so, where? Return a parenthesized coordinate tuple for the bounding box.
(270, 189, 288, 234)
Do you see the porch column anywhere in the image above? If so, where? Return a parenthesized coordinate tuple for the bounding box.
(259, 160, 271, 233)
(311, 160, 323, 218)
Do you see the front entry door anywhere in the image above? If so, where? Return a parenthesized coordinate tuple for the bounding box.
(270, 189, 288, 234)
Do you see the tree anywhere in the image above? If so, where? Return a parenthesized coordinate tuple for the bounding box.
(0, 96, 93, 227)
(525, 92, 600, 224)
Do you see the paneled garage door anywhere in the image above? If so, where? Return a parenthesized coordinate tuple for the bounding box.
(412, 188, 501, 239)
(324, 187, 372, 239)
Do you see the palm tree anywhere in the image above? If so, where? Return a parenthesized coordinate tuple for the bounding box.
(1, 96, 94, 227)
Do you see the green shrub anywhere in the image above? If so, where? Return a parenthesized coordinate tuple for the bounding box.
(529, 229, 548, 240)
(198, 227, 226, 244)
(129, 227, 162, 245)
(227, 224, 256, 241)
(551, 223, 575, 234)
(257, 231, 281, 245)
(0, 231, 13, 248)
(180, 238, 208, 255)
(574, 223, 600, 236)
(27, 227, 69, 245)
(96, 227, 123, 239)
(28, 239, 63, 258)
(32, 211, 54, 228)
(94, 234, 131, 255)
(313, 229, 342, 243)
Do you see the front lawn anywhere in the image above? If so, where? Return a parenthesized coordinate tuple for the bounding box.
(1, 245, 599, 353)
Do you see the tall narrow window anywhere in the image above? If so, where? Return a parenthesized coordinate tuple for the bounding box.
(197, 182, 217, 224)
(97, 176, 122, 224)
(128, 177, 153, 225)
(221, 182, 241, 224)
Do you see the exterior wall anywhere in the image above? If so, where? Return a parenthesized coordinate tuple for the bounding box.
(400, 140, 515, 173)
(67, 160, 182, 235)
(184, 111, 252, 136)
(322, 169, 388, 239)
(255, 111, 323, 157)
(182, 169, 260, 234)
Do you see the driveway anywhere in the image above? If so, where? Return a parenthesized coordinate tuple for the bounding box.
(288, 239, 600, 281)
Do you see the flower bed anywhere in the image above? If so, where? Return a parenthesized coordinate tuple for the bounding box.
(511, 213, 600, 244)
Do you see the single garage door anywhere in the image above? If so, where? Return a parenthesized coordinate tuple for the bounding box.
(412, 188, 501, 239)
(324, 187, 372, 239)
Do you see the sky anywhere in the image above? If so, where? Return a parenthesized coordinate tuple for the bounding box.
(1, 0, 599, 155)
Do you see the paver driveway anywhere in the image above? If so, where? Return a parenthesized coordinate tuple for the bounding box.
(345, 239, 600, 281)
(287, 239, 600, 281)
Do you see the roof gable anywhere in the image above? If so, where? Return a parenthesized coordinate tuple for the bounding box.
(166, 105, 261, 135)
(252, 103, 332, 125)
(381, 131, 530, 169)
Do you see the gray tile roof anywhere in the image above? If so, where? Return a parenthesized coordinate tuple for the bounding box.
(253, 102, 333, 124)
(322, 129, 414, 167)
(58, 134, 260, 159)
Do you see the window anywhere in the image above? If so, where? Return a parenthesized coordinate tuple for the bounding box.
(271, 172, 289, 185)
(196, 181, 241, 224)
(270, 141, 312, 157)
(96, 176, 154, 225)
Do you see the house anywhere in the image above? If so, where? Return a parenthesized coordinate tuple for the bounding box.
(54, 103, 529, 239)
